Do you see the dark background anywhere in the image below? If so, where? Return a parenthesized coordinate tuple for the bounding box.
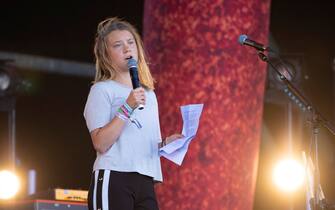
(0, 0, 145, 191)
(0, 0, 335, 209)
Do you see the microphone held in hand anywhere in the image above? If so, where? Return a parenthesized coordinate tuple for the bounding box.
(238, 34, 268, 52)
(127, 58, 144, 110)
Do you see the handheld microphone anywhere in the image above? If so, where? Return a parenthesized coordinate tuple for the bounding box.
(238, 34, 268, 51)
(127, 58, 144, 110)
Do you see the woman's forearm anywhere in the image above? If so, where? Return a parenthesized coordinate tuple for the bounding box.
(90, 117, 127, 153)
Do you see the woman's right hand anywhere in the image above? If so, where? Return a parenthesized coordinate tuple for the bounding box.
(126, 87, 146, 109)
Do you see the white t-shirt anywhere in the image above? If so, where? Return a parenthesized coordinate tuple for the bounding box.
(84, 80, 163, 182)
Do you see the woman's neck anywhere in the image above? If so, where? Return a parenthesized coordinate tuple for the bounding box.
(114, 71, 132, 87)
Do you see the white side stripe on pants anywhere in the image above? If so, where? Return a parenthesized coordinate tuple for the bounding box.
(92, 170, 110, 210)
(93, 170, 99, 210)
(102, 170, 110, 210)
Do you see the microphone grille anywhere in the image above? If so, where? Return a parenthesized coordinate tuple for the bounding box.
(127, 58, 137, 69)
(238, 34, 248, 45)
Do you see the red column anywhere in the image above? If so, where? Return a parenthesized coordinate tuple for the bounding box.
(144, 1, 271, 209)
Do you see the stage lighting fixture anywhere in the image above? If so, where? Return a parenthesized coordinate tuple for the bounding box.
(0, 60, 17, 97)
(0, 170, 20, 200)
(0, 71, 11, 92)
(272, 158, 305, 192)
(270, 60, 298, 89)
(267, 55, 304, 91)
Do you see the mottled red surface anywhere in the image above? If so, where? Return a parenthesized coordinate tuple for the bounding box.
(143, 1, 271, 209)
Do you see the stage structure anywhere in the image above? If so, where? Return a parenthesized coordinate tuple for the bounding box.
(144, 0, 271, 209)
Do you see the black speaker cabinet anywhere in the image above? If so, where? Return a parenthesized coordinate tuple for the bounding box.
(0, 199, 88, 210)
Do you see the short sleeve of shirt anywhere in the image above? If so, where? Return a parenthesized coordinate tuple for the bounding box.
(84, 83, 114, 132)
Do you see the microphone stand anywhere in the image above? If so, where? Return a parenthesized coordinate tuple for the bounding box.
(257, 51, 335, 210)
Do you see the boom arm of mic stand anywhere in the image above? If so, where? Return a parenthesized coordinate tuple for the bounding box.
(257, 51, 335, 136)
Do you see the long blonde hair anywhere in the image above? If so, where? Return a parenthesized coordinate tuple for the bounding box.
(94, 17, 154, 90)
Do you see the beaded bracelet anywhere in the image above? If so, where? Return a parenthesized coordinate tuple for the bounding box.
(123, 103, 133, 113)
(116, 112, 128, 121)
(116, 103, 142, 129)
(117, 102, 133, 117)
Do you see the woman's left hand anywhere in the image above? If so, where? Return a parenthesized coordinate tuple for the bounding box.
(165, 133, 184, 145)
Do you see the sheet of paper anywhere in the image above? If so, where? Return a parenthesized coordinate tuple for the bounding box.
(159, 139, 192, 166)
(181, 104, 203, 137)
(159, 104, 203, 165)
